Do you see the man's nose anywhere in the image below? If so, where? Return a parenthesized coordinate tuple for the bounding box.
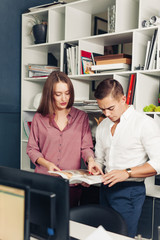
(103, 109, 110, 117)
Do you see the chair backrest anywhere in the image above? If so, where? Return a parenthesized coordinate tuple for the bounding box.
(70, 204, 128, 236)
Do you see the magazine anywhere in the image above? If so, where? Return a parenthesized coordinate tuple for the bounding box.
(48, 169, 102, 185)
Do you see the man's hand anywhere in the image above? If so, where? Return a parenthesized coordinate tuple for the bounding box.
(102, 169, 129, 187)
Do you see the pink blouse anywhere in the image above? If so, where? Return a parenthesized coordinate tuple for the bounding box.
(26, 107, 94, 175)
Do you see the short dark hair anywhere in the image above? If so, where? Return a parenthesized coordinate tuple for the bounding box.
(94, 79, 124, 100)
(37, 71, 74, 117)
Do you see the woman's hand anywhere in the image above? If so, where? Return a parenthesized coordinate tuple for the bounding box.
(87, 157, 104, 175)
(46, 161, 61, 172)
(36, 157, 61, 172)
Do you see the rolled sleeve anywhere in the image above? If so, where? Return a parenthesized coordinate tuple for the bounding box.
(95, 124, 106, 170)
(26, 116, 44, 165)
(81, 114, 94, 162)
(142, 118, 160, 174)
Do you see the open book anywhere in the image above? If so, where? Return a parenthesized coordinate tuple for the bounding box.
(48, 169, 102, 185)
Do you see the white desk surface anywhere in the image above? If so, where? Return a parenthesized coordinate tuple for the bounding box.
(30, 220, 134, 240)
(70, 220, 134, 240)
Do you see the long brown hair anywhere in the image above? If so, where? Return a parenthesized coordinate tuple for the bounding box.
(37, 71, 74, 117)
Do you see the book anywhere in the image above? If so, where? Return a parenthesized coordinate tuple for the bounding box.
(48, 169, 102, 185)
(94, 53, 132, 62)
(148, 37, 157, 70)
(146, 29, 158, 70)
(96, 58, 132, 65)
(81, 57, 94, 74)
(80, 50, 92, 74)
(28, 64, 59, 71)
(126, 74, 136, 105)
(91, 63, 130, 71)
(64, 44, 78, 75)
(28, 70, 51, 78)
(130, 74, 137, 105)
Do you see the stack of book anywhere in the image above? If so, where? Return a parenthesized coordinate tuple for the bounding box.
(28, 64, 60, 78)
(91, 53, 132, 72)
(63, 43, 79, 75)
(74, 100, 99, 110)
(144, 29, 158, 70)
(126, 73, 137, 105)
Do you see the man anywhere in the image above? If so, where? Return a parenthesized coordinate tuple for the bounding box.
(88, 79, 160, 237)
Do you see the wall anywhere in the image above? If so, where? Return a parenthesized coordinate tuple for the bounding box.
(0, 0, 52, 168)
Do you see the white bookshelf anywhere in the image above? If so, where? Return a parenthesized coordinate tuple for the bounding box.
(21, 0, 160, 197)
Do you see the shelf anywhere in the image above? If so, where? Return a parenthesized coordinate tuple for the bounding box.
(23, 109, 36, 112)
(21, 0, 160, 177)
(24, 77, 48, 82)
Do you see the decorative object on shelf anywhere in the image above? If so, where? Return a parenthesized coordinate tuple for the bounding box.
(29, 15, 48, 44)
(143, 104, 160, 112)
(23, 121, 32, 138)
(107, 4, 116, 33)
(134, 64, 144, 70)
(32, 23, 47, 44)
(142, 15, 160, 28)
(142, 19, 151, 28)
(33, 93, 42, 109)
(94, 16, 108, 35)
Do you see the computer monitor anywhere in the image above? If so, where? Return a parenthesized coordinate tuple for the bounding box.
(0, 179, 30, 240)
(30, 188, 56, 239)
(0, 166, 70, 240)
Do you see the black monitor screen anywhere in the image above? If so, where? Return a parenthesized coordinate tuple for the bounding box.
(0, 166, 70, 240)
(30, 188, 56, 239)
(0, 179, 30, 240)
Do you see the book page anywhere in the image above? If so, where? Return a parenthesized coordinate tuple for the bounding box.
(48, 169, 102, 185)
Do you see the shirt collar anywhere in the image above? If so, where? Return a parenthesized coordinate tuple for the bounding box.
(121, 105, 134, 121)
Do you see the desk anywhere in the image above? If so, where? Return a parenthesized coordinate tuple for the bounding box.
(30, 220, 134, 240)
(69, 220, 134, 240)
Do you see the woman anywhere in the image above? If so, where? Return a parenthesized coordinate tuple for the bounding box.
(27, 71, 94, 207)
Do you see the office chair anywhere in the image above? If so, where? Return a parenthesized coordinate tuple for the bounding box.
(70, 204, 128, 236)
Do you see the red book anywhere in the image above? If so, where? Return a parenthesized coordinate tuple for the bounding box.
(126, 74, 135, 105)
(129, 74, 136, 105)
(80, 50, 92, 74)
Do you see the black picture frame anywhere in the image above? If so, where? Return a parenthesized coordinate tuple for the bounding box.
(94, 16, 108, 35)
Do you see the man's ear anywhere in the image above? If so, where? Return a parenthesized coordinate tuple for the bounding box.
(121, 95, 126, 104)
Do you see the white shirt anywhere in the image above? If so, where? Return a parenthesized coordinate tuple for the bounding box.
(95, 106, 160, 175)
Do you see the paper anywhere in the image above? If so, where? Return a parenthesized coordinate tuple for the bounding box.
(48, 169, 102, 185)
(84, 225, 113, 240)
